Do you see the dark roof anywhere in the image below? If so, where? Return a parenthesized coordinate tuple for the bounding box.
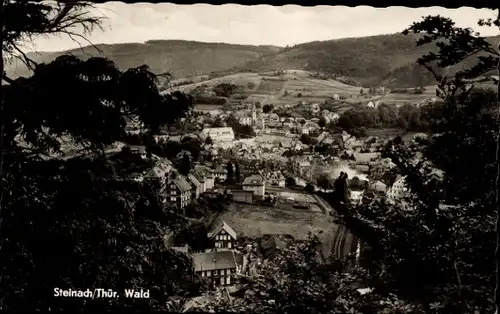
(207, 221, 237, 240)
(171, 174, 192, 192)
(260, 236, 288, 259)
(192, 251, 237, 272)
(129, 145, 146, 153)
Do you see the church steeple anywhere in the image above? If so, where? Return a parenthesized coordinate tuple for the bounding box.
(251, 101, 257, 124)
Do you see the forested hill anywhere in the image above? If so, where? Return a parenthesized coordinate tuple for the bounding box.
(5, 40, 283, 79)
(232, 33, 500, 87)
(7, 34, 500, 87)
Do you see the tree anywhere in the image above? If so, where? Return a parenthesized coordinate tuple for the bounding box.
(212, 83, 237, 97)
(212, 117, 225, 127)
(318, 116, 327, 128)
(300, 134, 313, 145)
(235, 162, 241, 183)
(262, 104, 274, 113)
(317, 174, 332, 190)
(193, 235, 424, 314)
(304, 183, 315, 193)
(1, 2, 195, 311)
(204, 136, 213, 145)
(237, 125, 256, 139)
(178, 152, 192, 176)
(285, 177, 296, 187)
(226, 161, 234, 182)
(322, 11, 500, 314)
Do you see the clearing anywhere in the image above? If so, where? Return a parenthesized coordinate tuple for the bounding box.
(213, 202, 358, 258)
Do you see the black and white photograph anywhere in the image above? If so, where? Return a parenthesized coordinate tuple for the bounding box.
(0, 1, 498, 312)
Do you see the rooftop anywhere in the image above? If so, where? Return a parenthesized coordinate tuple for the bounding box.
(192, 251, 237, 272)
(242, 174, 265, 186)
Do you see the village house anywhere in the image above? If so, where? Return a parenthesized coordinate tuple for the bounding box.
(259, 235, 289, 260)
(142, 158, 173, 181)
(267, 171, 286, 187)
(165, 172, 192, 209)
(194, 165, 215, 190)
(301, 121, 320, 135)
(187, 173, 203, 199)
(214, 164, 228, 182)
(242, 174, 266, 198)
(192, 251, 238, 288)
(370, 180, 387, 195)
(128, 145, 147, 159)
(387, 176, 408, 201)
(239, 116, 253, 126)
(293, 158, 312, 177)
(199, 127, 235, 143)
(208, 221, 237, 250)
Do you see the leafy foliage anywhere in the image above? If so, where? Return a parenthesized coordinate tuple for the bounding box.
(325, 11, 500, 314)
(1, 2, 196, 311)
(193, 236, 424, 314)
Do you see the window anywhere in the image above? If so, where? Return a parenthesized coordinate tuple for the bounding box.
(214, 270, 218, 275)
(201, 271, 205, 277)
(228, 242, 232, 249)
(220, 276, 225, 285)
(207, 270, 211, 276)
(170, 197, 176, 201)
(226, 275, 231, 285)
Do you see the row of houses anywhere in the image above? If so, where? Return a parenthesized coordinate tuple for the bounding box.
(128, 149, 216, 209)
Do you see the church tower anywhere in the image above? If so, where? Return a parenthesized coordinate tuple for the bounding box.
(251, 101, 257, 124)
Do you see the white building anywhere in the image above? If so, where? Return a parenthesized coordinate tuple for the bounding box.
(239, 116, 253, 126)
(387, 176, 409, 200)
(242, 174, 265, 198)
(199, 127, 235, 142)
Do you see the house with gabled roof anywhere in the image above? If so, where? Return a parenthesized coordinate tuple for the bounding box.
(259, 235, 288, 260)
(165, 172, 192, 209)
(208, 221, 237, 251)
(268, 171, 286, 187)
(214, 164, 228, 182)
(192, 251, 238, 288)
(194, 165, 215, 190)
(143, 159, 173, 181)
(242, 174, 265, 198)
(187, 173, 202, 199)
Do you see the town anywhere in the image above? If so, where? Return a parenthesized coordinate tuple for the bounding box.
(102, 76, 446, 300)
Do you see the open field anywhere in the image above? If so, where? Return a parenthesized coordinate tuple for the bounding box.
(364, 128, 404, 138)
(167, 70, 444, 109)
(255, 78, 286, 94)
(215, 202, 356, 258)
(363, 128, 423, 141)
(167, 70, 366, 107)
(219, 203, 332, 241)
(194, 104, 224, 111)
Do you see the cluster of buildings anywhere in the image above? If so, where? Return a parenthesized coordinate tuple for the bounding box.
(175, 220, 292, 289)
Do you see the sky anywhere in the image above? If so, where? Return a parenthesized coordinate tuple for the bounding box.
(26, 3, 500, 52)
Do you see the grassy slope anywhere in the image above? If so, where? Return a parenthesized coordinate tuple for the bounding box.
(232, 33, 500, 88)
(5, 40, 283, 80)
(7, 34, 500, 88)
